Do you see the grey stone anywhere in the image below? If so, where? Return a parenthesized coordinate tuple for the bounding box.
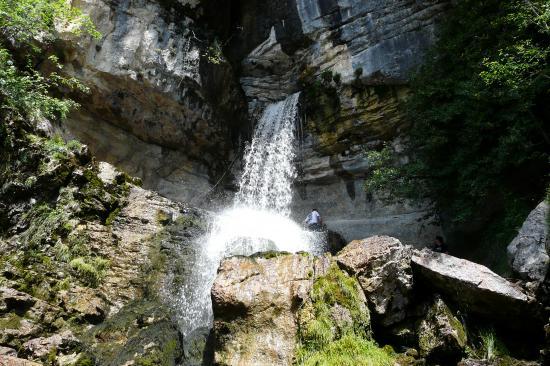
(0, 346, 17, 357)
(22, 330, 79, 359)
(412, 249, 540, 326)
(507, 201, 549, 282)
(0, 356, 42, 366)
(336, 235, 413, 326)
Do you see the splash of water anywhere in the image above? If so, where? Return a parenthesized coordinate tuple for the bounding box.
(175, 92, 325, 337)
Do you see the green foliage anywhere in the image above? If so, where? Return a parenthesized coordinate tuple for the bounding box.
(0, 0, 99, 121)
(365, 0, 549, 262)
(204, 38, 224, 64)
(20, 203, 71, 247)
(0, 0, 100, 44)
(69, 256, 109, 287)
(467, 328, 509, 361)
(407, 0, 549, 218)
(0, 49, 81, 121)
(364, 144, 415, 199)
(295, 264, 385, 365)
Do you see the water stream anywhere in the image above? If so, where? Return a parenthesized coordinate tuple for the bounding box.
(175, 92, 325, 338)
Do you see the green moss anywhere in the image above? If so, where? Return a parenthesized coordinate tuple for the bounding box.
(174, 214, 203, 229)
(296, 264, 376, 364)
(297, 334, 395, 366)
(135, 340, 178, 366)
(73, 355, 95, 366)
(156, 210, 171, 225)
(251, 251, 291, 259)
(46, 346, 57, 365)
(105, 207, 121, 226)
(69, 256, 109, 287)
(0, 313, 22, 329)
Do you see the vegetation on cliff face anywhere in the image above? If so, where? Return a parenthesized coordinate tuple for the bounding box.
(0, 0, 98, 122)
(365, 0, 550, 269)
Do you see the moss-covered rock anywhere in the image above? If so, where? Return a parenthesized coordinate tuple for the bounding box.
(295, 263, 389, 365)
(417, 296, 467, 364)
(0, 118, 204, 365)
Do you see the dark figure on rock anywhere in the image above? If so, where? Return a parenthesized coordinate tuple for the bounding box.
(304, 208, 323, 232)
(431, 235, 448, 253)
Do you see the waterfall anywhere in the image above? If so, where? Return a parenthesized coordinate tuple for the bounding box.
(235, 92, 300, 216)
(175, 92, 325, 339)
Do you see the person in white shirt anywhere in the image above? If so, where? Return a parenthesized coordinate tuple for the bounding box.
(304, 209, 322, 231)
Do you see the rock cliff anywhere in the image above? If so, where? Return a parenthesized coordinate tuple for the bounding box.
(225, 0, 450, 245)
(0, 118, 207, 365)
(56, 0, 246, 204)
(50, 0, 449, 246)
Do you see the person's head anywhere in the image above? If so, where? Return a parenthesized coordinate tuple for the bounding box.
(435, 236, 445, 245)
(312, 208, 318, 213)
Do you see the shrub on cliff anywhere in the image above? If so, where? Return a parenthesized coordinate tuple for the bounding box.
(0, 0, 99, 121)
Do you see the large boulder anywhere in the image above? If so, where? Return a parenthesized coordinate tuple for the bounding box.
(412, 250, 540, 326)
(336, 235, 413, 326)
(417, 297, 467, 363)
(507, 200, 549, 282)
(211, 253, 319, 365)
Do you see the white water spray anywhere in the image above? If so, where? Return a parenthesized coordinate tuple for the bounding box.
(176, 92, 325, 337)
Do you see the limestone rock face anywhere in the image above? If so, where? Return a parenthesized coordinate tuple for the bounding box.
(507, 200, 549, 282)
(211, 253, 317, 365)
(56, 0, 245, 204)
(336, 235, 413, 326)
(417, 297, 466, 363)
(235, 0, 450, 95)
(412, 249, 539, 326)
(294, 0, 450, 83)
(234, 0, 449, 246)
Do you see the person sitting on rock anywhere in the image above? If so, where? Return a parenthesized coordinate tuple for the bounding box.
(304, 208, 323, 232)
(431, 235, 448, 253)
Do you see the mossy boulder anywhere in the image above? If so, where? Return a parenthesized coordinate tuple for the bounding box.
(417, 296, 467, 364)
(211, 253, 395, 365)
(295, 264, 388, 365)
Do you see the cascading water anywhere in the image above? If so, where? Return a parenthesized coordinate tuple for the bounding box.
(175, 92, 325, 338)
